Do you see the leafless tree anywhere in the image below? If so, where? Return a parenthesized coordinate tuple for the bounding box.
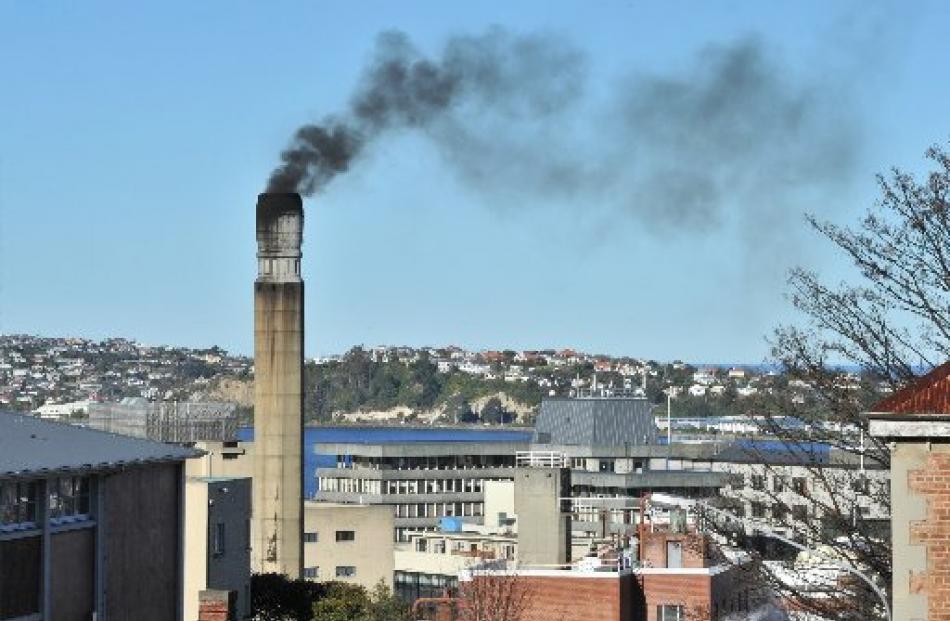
(710, 143, 950, 620)
(456, 568, 535, 621)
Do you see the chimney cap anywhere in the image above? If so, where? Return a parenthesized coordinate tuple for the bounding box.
(257, 192, 303, 220)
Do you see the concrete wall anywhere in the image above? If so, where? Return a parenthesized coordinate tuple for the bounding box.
(206, 478, 251, 619)
(184, 477, 210, 621)
(483, 480, 514, 530)
(253, 281, 304, 578)
(102, 462, 182, 621)
(303, 502, 394, 589)
(514, 468, 571, 567)
(184, 476, 252, 621)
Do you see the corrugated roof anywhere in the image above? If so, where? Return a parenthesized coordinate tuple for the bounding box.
(0, 410, 200, 478)
(872, 362, 950, 415)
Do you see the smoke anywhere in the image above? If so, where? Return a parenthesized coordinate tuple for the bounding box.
(267, 28, 860, 235)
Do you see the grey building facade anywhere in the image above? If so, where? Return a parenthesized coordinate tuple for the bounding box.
(0, 411, 198, 621)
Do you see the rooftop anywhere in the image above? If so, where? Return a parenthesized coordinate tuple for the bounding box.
(871, 362, 950, 416)
(0, 411, 200, 478)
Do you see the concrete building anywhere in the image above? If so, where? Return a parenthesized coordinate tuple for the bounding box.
(513, 467, 571, 567)
(867, 362, 950, 621)
(252, 192, 305, 578)
(183, 475, 251, 621)
(315, 441, 527, 541)
(302, 501, 394, 589)
(0, 411, 198, 621)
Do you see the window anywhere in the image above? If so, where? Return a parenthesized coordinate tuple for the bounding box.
(750, 475, 765, 491)
(772, 504, 788, 522)
(303, 567, 320, 579)
(304, 532, 319, 543)
(666, 541, 683, 569)
(773, 476, 786, 493)
(657, 604, 684, 621)
(335, 566, 356, 578)
(0, 481, 38, 528)
(212, 522, 226, 555)
(335, 530, 355, 542)
(751, 502, 766, 519)
(851, 477, 870, 495)
(792, 505, 809, 522)
(48, 476, 90, 522)
(416, 538, 428, 552)
(792, 477, 808, 495)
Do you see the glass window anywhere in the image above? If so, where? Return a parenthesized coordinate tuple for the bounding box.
(750, 475, 765, 491)
(212, 522, 226, 555)
(335, 530, 355, 542)
(303, 567, 320, 579)
(304, 532, 319, 543)
(49, 476, 90, 522)
(658, 604, 684, 621)
(0, 481, 38, 528)
(335, 566, 356, 577)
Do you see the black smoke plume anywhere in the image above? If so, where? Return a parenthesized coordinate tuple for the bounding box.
(267, 28, 859, 234)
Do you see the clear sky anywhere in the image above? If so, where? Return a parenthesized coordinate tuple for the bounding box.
(0, 1, 946, 362)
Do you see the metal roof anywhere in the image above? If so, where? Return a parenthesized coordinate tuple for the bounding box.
(0, 410, 200, 478)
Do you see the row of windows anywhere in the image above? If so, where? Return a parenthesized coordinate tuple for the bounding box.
(303, 530, 354, 544)
(303, 566, 356, 579)
(393, 502, 483, 519)
(1, 477, 90, 529)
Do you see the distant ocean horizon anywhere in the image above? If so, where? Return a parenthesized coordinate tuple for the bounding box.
(236, 425, 533, 498)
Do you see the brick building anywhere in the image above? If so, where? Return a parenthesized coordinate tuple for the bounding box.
(868, 362, 950, 621)
(437, 526, 751, 621)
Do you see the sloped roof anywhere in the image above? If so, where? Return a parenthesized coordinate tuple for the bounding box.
(0, 410, 200, 478)
(871, 362, 950, 415)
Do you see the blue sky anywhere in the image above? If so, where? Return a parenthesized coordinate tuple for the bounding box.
(0, 1, 946, 362)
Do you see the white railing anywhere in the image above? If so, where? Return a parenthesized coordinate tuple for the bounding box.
(516, 451, 568, 468)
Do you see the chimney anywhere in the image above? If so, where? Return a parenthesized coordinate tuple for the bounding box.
(252, 192, 304, 578)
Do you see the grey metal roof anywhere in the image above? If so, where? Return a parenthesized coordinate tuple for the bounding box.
(0, 411, 200, 478)
(533, 397, 658, 445)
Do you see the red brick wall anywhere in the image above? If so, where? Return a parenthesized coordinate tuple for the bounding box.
(197, 590, 234, 621)
(640, 574, 712, 621)
(464, 574, 635, 621)
(908, 452, 950, 621)
(639, 531, 708, 569)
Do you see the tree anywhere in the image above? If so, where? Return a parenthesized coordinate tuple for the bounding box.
(480, 397, 513, 425)
(251, 573, 323, 621)
(718, 143, 950, 620)
(457, 569, 535, 621)
(359, 581, 411, 621)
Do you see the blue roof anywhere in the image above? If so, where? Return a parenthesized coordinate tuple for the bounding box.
(0, 411, 200, 478)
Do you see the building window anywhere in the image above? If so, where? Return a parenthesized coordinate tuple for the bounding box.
(416, 538, 428, 552)
(750, 475, 765, 491)
(666, 541, 683, 569)
(0, 481, 38, 529)
(48, 476, 90, 522)
(792, 505, 809, 522)
(335, 566, 356, 578)
(212, 522, 226, 555)
(772, 504, 788, 522)
(751, 502, 766, 519)
(657, 604, 684, 621)
(335, 530, 355, 542)
(773, 476, 786, 493)
(851, 476, 870, 495)
(792, 477, 808, 495)
(303, 567, 320, 579)
(304, 532, 319, 543)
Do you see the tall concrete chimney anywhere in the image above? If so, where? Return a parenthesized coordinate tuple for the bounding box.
(252, 192, 304, 578)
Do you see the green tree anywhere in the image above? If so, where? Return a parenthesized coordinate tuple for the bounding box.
(358, 581, 410, 621)
(311, 583, 368, 621)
